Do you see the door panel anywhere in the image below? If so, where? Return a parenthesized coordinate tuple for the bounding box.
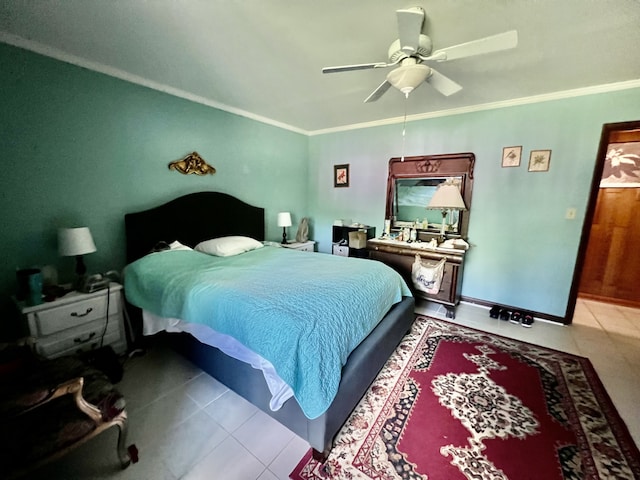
(578, 129, 640, 306)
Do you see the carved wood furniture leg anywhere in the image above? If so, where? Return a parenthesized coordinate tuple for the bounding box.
(115, 414, 132, 467)
(1, 352, 136, 478)
(446, 306, 456, 319)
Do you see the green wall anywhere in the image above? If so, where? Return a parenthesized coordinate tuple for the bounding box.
(308, 88, 640, 317)
(2, 40, 639, 326)
(0, 43, 307, 317)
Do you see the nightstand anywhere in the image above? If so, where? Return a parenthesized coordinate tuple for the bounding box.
(282, 241, 316, 252)
(15, 283, 127, 359)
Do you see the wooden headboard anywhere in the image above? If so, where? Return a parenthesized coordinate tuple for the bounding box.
(124, 192, 265, 264)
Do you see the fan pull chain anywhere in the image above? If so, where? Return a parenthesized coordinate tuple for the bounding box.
(400, 92, 408, 161)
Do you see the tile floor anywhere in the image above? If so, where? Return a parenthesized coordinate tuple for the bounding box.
(31, 298, 640, 479)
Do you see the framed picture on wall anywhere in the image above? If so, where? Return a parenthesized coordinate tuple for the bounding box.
(502, 146, 522, 167)
(600, 142, 640, 187)
(528, 150, 551, 172)
(334, 164, 350, 188)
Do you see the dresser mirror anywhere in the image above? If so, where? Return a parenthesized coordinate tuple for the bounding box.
(386, 153, 475, 239)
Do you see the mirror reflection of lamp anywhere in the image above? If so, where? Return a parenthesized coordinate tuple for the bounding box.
(426, 180, 467, 243)
(58, 227, 97, 290)
(277, 212, 292, 244)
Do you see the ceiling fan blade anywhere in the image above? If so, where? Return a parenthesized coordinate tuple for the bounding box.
(427, 68, 463, 96)
(322, 62, 390, 74)
(427, 30, 518, 62)
(364, 80, 392, 103)
(396, 7, 424, 54)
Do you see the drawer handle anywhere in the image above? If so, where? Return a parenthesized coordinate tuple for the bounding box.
(73, 332, 96, 344)
(71, 307, 93, 318)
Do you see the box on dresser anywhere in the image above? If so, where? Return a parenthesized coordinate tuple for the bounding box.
(332, 225, 376, 258)
(14, 283, 127, 359)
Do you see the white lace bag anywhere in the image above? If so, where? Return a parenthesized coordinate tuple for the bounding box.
(411, 254, 446, 294)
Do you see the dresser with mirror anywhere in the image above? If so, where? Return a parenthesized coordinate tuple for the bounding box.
(367, 153, 474, 318)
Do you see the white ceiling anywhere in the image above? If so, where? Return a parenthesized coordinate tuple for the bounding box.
(1, 1, 639, 134)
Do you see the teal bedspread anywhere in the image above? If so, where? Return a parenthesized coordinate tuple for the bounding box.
(124, 246, 411, 419)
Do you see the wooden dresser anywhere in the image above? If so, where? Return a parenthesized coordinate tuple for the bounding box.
(372, 152, 475, 318)
(368, 239, 465, 318)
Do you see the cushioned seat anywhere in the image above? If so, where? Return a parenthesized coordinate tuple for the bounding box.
(0, 347, 136, 479)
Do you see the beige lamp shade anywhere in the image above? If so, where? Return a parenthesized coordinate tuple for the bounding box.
(277, 212, 292, 228)
(58, 227, 97, 256)
(427, 182, 466, 241)
(427, 184, 467, 211)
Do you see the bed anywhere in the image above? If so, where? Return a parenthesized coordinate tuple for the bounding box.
(123, 191, 415, 460)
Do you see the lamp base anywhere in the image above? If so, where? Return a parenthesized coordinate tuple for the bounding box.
(436, 210, 445, 243)
(74, 254, 89, 292)
(75, 254, 87, 277)
(281, 228, 288, 245)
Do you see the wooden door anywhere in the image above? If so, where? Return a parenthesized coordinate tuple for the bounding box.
(579, 188, 640, 305)
(578, 128, 640, 307)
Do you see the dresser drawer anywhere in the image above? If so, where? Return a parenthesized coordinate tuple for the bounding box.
(31, 292, 121, 336)
(36, 315, 123, 358)
(332, 244, 349, 257)
(369, 249, 461, 306)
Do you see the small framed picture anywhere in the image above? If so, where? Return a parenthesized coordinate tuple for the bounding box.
(502, 146, 522, 167)
(334, 164, 350, 188)
(528, 150, 551, 172)
(601, 142, 640, 187)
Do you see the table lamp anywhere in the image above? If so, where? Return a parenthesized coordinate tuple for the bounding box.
(426, 181, 467, 242)
(277, 212, 292, 244)
(58, 227, 97, 289)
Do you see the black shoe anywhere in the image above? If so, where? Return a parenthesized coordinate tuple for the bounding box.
(521, 313, 534, 328)
(499, 309, 511, 321)
(489, 306, 500, 319)
(510, 311, 522, 325)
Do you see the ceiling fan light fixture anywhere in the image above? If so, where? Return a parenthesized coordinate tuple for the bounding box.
(386, 63, 430, 95)
(322, 7, 518, 103)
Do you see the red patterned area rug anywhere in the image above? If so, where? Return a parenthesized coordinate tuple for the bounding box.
(291, 316, 640, 479)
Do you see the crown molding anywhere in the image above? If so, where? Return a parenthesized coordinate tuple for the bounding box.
(0, 32, 307, 135)
(3, 31, 639, 138)
(309, 79, 640, 136)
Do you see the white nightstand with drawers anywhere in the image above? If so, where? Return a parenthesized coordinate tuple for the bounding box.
(15, 283, 127, 359)
(281, 241, 316, 252)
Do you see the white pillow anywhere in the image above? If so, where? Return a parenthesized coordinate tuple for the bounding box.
(169, 240, 193, 251)
(195, 236, 263, 257)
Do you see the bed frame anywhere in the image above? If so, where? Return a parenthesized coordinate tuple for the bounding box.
(124, 191, 415, 461)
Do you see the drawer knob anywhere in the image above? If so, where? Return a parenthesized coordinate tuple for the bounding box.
(70, 307, 93, 318)
(73, 332, 96, 344)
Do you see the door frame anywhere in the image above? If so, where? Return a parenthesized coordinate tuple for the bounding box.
(565, 120, 640, 323)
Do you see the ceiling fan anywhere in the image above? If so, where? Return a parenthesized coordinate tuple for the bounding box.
(322, 7, 518, 102)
